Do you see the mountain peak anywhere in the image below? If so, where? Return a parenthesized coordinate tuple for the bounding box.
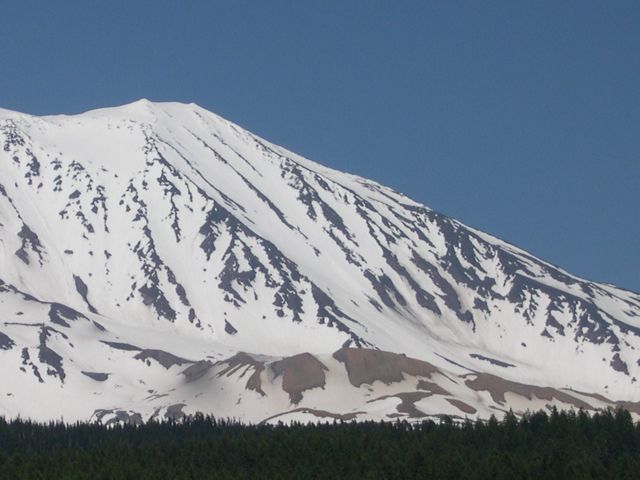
(0, 102, 638, 423)
(0, 99, 209, 124)
(64, 98, 200, 121)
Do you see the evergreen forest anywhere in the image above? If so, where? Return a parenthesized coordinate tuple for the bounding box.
(1, 408, 639, 479)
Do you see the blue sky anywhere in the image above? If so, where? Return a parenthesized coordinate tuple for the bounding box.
(1, 1, 638, 291)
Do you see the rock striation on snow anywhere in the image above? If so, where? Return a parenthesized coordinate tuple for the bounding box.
(0, 100, 638, 423)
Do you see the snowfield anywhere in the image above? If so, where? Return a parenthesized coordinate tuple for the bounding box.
(0, 100, 639, 423)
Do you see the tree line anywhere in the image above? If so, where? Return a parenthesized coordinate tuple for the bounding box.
(0, 408, 639, 479)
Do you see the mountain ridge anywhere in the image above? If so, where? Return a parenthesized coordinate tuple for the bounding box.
(0, 100, 638, 423)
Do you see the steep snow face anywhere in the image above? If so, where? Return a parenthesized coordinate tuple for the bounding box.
(0, 100, 639, 422)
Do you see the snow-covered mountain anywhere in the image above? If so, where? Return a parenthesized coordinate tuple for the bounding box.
(0, 99, 638, 424)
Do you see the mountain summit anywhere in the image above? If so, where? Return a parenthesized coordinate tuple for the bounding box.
(0, 101, 638, 423)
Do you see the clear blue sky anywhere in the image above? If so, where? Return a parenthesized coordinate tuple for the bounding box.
(1, 1, 638, 292)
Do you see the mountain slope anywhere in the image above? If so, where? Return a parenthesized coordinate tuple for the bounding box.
(0, 100, 638, 423)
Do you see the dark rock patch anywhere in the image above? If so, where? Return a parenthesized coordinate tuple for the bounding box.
(21, 348, 43, 383)
(380, 247, 441, 315)
(271, 353, 328, 404)
(139, 284, 177, 322)
(465, 373, 593, 409)
(93, 409, 143, 426)
(165, 403, 188, 421)
(369, 392, 433, 418)
(436, 353, 475, 372)
(92, 321, 106, 332)
(217, 352, 265, 396)
(610, 353, 629, 375)
(134, 349, 193, 369)
(15, 224, 45, 266)
(311, 285, 367, 347)
(363, 271, 406, 310)
(73, 275, 98, 314)
(48, 303, 85, 327)
(545, 313, 565, 336)
(446, 398, 477, 414)
(81, 371, 109, 382)
(100, 340, 141, 351)
(416, 379, 451, 396)
(38, 326, 65, 382)
(469, 353, 515, 368)
(0, 330, 15, 350)
(334, 348, 440, 387)
(224, 320, 237, 335)
(564, 389, 640, 415)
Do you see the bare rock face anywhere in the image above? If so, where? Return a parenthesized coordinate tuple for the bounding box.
(464, 373, 593, 409)
(416, 379, 450, 396)
(134, 349, 193, 369)
(0, 331, 14, 350)
(370, 392, 434, 418)
(81, 371, 109, 382)
(445, 398, 477, 415)
(217, 353, 266, 396)
(271, 353, 328, 403)
(333, 348, 440, 387)
(84, 346, 640, 424)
